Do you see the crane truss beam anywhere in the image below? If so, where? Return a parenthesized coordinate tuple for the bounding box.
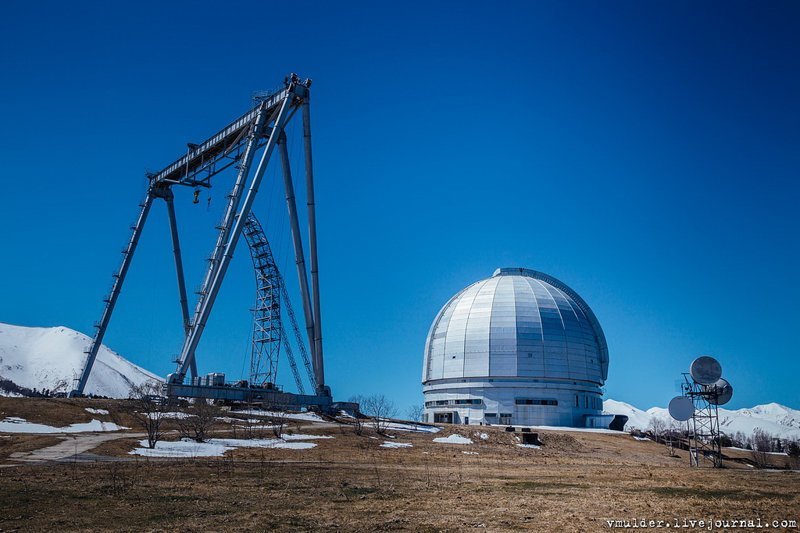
(149, 89, 287, 188)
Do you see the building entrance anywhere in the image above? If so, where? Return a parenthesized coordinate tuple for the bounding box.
(434, 412, 453, 424)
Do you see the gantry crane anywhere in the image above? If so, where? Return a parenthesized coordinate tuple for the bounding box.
(71, 74, 342, 410)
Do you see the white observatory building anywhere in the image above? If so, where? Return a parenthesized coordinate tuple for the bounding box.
(422, 268, 610, 427)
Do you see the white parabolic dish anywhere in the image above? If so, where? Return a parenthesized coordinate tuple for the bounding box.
(668, 395, 695, 421)
(690, 355, 722, 385)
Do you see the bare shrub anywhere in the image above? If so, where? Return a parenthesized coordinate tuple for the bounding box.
(178, 400, 219, 442)
(348, 395, 366, 435)
(106, 462, 133, 495)
(731, 430, 749, 449)
(352, 414, 365, 436)
(407, 404, 425, 424)
(127, 380, 169, 449)
(663, 420, 681, 456)
(751, 428, 773, 468)
(241, 408, 263, 440)
(362, 394, 397, 435)
(267, 404, 289, 439)
(787, 439, 800, 469)
(648, 417, 666, 444)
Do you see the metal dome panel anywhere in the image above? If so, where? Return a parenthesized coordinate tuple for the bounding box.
(423, 268, 608, 386)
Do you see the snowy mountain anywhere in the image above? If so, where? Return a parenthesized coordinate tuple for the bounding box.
(604, 399, 800, 440)
(0, 322, 161, 398)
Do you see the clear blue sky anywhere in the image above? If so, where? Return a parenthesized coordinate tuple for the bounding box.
(1, 1, 798, 412)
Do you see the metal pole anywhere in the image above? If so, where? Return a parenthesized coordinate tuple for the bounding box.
(71, 190, 155, 395)
(172, 96, 292, 381)
(194, 107, 270, 320)
(163, 191, 196, 378)
(173, 102, 271, 381)
(278, 136, 318, 384)
(302, 101, 325, 390)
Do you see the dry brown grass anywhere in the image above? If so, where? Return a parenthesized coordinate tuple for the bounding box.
(1, 400, 798, 531)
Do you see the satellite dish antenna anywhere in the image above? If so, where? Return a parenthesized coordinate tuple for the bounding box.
(690, 355, 722, 385)
(703, 377, 733, 406)
(668, 395, 694, 421)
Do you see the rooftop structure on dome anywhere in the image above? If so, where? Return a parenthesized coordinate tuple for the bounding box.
(422, 267, 610, 428)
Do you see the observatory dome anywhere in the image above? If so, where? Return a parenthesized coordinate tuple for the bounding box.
(421, 268, 610, 427)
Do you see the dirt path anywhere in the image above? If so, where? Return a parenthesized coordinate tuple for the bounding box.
(0, 421, 336, 467)
(4, 432, 144, 466)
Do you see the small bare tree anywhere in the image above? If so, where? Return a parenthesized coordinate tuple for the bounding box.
(178, 400, 219, 442)
(241, 412, 262, 440)
(362, 394, 397, 435)
(128, 380, 168, 449)
(407, 404, 425, 424)
(787, 439, 800, 469)
(731, 430, 748, 449)
(267, 403, 290, 439)
(348, 395, 366, 435)
(351, 414, 365, 435)
(751, 428, 773, 468)
(648, 417, 666, 444)
(663, 419, 680, 456)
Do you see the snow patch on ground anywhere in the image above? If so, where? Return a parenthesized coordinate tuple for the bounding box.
(381, 421, 441, 433)
(281, 433, 333, 440)
(477, 432, 489, 440)
(270, 441, 316, 450)
(131, 439, 228, 458)
(231, 409, 323, 422)
(160, 412, 191, 419)
(516, 444, 541, 449)
(724, 446, 787, 456)
(211, 438, 318, 450)
(380, 441, 413, 448)
(462, 451, 479, 455)
(0, 417, 127, 434)
(633, 436, 651, 441)
(85, 408, 109, 415)
(130, 436, 320, 457)
(433, 434, 473, 445)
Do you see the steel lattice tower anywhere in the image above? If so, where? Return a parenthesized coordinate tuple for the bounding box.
(242, 213, 316, 395)
(242, 214, 282, 387)
(682, 374, 722, 467)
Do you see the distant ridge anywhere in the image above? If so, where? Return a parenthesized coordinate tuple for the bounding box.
(604, 398, 800, 439)
(0, 322, 161, 398)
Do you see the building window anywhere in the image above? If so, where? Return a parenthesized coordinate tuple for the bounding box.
(428, 398, 482, 407)
(454, 399, 481, 405)
(515, 398, 558, 406)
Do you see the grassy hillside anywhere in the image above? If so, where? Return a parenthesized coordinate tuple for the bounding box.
(1, 398, 798, 531)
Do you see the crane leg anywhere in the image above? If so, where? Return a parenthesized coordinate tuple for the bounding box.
(71, 188, 155, 396)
